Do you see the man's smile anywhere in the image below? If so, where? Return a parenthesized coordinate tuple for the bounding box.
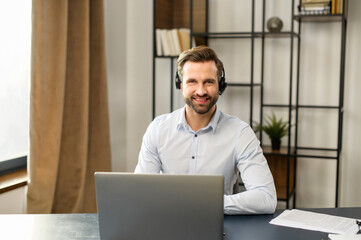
(193, 96, 209, 105)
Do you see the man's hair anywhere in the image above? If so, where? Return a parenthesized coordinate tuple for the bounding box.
(176, 45, 224, 81)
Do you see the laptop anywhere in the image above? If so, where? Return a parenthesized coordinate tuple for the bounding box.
(94, 172, 224, 240)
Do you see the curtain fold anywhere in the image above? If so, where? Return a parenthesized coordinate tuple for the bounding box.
(27, 0, 111, 213)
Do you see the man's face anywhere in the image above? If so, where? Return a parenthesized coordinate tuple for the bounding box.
(181, 61, 219, 115)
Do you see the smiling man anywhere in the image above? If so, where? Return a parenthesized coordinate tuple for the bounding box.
(135, 46, 277, 215)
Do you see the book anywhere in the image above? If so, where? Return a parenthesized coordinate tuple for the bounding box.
(178, 28, 191, 52)
(166, 30, 177, 56)
(156, 28, 195, 56)
(301, 0, 330, 3)
(332, 0, 336, 14)
(300, 0, 331, 13)
(331, 0, 344, 14)
(155, 29, 163, 56)
(299, 5, 331, 15)
(170, 29, 181, 55)
(302, 2, 330, 7)
(299, 0, 331, 15)
(335, 0, 343, 14)
(160, 29, 170, 56)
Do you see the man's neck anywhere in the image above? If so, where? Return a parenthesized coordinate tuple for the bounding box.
(185, 106, 216, 132)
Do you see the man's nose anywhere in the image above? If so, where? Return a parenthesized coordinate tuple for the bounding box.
(195, 84, 207, 96)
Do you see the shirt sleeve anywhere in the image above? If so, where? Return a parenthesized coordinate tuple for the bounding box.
(134, 120, 162, 173)
(224, 126, 277, 215)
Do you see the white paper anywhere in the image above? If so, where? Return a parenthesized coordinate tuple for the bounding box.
(270, 209, 359, 235)
(328, 234, 361, 240)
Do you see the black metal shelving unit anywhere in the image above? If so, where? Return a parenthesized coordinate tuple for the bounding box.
(293, 0, 348, 208)
(152, 0, 347, 209)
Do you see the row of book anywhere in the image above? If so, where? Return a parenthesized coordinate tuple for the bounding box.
(298, 0, 343, 15)
(155, 28, 195, 57)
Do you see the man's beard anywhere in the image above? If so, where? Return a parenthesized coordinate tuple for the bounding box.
(184, 94, 218, 114)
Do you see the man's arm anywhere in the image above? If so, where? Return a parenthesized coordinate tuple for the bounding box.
(224, 127, 277, 215)
(134, 121, 162, 173)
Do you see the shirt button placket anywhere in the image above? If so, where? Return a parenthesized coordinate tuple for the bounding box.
(190, 133, 198, 174)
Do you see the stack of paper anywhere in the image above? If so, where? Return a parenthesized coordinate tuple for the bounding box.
(270, 209, 359, 235)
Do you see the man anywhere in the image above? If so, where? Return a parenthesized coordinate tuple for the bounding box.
(135, 46, 277, 215)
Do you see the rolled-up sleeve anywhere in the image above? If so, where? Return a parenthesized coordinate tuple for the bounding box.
(224, 126, 277, 215)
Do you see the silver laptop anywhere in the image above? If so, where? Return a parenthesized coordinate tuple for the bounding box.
(95, 172, 224, 240)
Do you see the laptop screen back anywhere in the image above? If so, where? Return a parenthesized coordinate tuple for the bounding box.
(95, 172, 224, 240)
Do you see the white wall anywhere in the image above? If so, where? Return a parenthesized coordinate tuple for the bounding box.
(105, 0, 153, 172)
(104, 0, 128, 172)
(105, 0, 361, 208)
(340, 0, 361, 207)
(0, 187, 27, 214)
(125, 0, 153, 171)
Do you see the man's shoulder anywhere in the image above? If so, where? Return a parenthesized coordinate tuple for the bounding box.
(218, 110, 249, 128)
(153, 107, 182, 121)
(150, 108, 183, 128)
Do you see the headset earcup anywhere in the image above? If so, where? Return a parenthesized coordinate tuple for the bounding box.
(175, 72, 181, 89)
(219, 76, 227, 95)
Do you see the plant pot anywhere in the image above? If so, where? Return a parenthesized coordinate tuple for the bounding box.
(271, 139, 281, 150)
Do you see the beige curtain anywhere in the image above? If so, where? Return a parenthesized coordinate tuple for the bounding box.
(27, 0, 111, 213)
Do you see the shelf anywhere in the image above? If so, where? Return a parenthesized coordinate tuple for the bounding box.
(297, 146, 338, 152)
(298, 104, 340, 109)
(192, 31, 299, 39)
(296, 147, 338, 160)
(263, 146, 339, 159)
(155, 55, 179, 59)
(227, 83, 261, 87)
(294, 14, 344, 22)
(296, 154, 338, 160)
(262, 104, 340, 110)
(256, 32, 299, 38)
(262, 104, 296, 110)
(263, 146, 296, 156)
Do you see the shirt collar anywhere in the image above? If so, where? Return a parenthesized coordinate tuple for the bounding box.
(176, 106, 220, 134)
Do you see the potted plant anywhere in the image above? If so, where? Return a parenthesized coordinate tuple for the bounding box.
(254, 113, 289, 150)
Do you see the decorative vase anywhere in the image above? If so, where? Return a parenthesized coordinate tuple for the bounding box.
(271, 139, 281, 150)
(267, 17, 283, 33)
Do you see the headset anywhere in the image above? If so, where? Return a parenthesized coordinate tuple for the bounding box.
(175, 67, 228, 95)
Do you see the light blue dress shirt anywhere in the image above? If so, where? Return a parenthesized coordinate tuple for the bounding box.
(135, 106, 277, 215)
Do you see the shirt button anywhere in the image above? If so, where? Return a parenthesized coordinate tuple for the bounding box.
(192, 156, 195, 159)
(195, 134, 198, 137)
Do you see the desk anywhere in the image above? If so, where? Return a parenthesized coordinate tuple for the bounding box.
(224, 207, 361, 240)
(1, 208, 360, 239)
